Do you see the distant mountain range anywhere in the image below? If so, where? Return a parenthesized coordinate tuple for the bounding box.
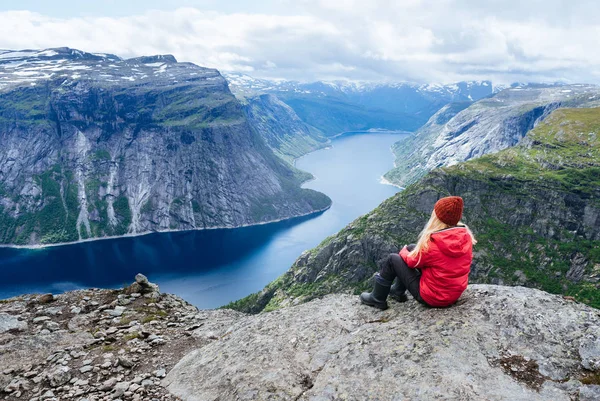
(224, 72, 494, 135)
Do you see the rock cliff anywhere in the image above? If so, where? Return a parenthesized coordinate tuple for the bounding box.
(243, 94, 329, 164)
(175, 286, 600, 400)
(0, 48, 331, 246)
(2, 278, 600, 401)
(229, 107, 600, 313)
(385, 85, 600, 187)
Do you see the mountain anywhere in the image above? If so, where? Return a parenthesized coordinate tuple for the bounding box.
(385, 84, 600, 187)
(3, 276, 600, 400)
(228, 107, 600, 314)
(242, 94, 329, 164)
(224, 73, 494, 136)
(0, 48, 331, 246)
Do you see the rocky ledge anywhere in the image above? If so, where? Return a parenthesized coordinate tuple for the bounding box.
(2, 281, 600, 401)
(0, 275, 244, 401)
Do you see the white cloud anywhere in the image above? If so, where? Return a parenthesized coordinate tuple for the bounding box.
(0, 1, 599, 84)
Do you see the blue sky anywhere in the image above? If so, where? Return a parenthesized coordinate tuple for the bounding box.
(0, 1, 599, 84)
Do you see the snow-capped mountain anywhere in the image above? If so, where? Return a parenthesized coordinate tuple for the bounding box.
(0, 48, 197, 91)
(224, 72, 492, 101)
(224, 72, 494, 135)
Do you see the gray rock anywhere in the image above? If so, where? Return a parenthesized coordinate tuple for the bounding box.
(165, 286, 600, 401)
(46, 366, 71, 387)
(40, 390, 55, 400)
(580, 385, 600, 401)
(113, 381, 131, 397)
(135, 274, 149, 286)
(44, 321, 60, 332)
(32, 316, 51, 323)
(154, 369, 166, 378)
(0, 312, 28, 334)
(67, 315, 90, 332)
(79, 365, 93, 374)
(141, 379, 153, 388)
(144, 291, 161, 300)
(107, 306, 126, 317)
(579, 335, 600, 371)
(125, 283, 143, 295)
(118, 356, 135, 368)
(98, 377, 118, 391)
(567, 252, 588, 282)
(117, 297, 132, 306)
(42, 307, 63, 316)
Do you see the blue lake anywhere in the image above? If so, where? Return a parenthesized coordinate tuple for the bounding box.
(0, 132, 408, 308)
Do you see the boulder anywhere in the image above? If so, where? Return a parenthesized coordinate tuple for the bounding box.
(37, 294, 54, 304)
(165, 285, 600, 401)
(0, 313, 27, 334)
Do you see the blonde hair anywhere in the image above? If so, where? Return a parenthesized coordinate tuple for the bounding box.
(408, 210, 477, 265)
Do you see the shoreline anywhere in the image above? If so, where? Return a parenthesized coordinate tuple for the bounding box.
(329, 128, 412, 140)
(1, 131, 408, 251)
(0, 204, 332, 250)
(379, 175, 404, 189)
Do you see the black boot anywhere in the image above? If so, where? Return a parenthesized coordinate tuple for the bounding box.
(360, 274, 392, 310)
(389, 280, 408, 302)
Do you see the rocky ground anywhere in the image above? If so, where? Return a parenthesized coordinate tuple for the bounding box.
(165, 285, 600, 401)
(2, 278, 600, 401)
(0, 274, 243, 401)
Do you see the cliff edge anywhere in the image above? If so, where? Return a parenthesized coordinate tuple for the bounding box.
(165, 285, 600, 400)
(1, 280, 600, 400)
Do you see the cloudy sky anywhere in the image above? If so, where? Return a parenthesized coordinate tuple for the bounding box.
(0, 0, 598, 84)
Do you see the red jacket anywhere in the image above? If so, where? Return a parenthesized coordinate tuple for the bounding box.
(399, 226, 472, 307)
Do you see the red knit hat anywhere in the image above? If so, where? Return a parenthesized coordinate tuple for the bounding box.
(434, 196, 464, 226)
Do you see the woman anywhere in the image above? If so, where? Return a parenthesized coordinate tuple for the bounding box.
(360, 196, 476, 310)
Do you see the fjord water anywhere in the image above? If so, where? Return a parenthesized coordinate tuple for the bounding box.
(0, 132, 407, 308)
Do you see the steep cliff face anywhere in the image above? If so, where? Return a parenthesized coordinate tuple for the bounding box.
(228, 107, 600, 313)
(243, 94, 329, 164)
(385, 85, 600, 187)
(0, 48, 331, 246)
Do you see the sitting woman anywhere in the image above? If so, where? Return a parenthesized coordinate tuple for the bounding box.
(360, 196, 476, 310)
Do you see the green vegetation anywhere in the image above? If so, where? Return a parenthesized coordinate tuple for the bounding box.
(0, 87, 49, 122)
(431, 109, 600, 307)
(153, 90, 244, 129)
(91, 149, 111, 161)
(229, 107, 600, 313)
(0, 166, 81, 245)
(113, 196, 132, 235)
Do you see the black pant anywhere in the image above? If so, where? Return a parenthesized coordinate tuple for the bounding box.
(379, 252, 427, 305)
